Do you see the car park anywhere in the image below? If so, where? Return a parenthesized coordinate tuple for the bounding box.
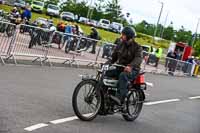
(31, 0, 44, 13)
(87, 19, 98, 27)
(60, 12, 75, 21)
(14, 0, 26, 9)
(46, 4, 60, 17)
(110, 22, 123, 33)
(32, 17, 53, 27)
(78, 17, 89, 24)
(98, 19, 110, 30)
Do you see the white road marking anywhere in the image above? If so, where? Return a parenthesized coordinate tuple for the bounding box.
(50, 116, 78, 124)
(188, 96, 200, 100)
(146, 82, 154, 87)
(50, 113, 93, 124)
(144, 99, 180, 105)
(24, 123, 48, 131)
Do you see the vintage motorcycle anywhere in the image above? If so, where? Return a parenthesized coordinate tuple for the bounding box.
(72, 63, 147, 121)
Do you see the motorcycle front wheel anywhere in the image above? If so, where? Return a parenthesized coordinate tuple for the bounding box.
(72, 80, 102, 121)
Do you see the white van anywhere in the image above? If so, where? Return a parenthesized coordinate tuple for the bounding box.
(98, 19, 110, 30)
(47, 4, 60, 17)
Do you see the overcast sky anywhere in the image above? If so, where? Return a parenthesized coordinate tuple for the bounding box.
(119, 0, 200, 33)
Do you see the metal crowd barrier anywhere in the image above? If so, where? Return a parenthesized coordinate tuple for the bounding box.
(0, 21, 16, 64)
(45, 32, 103, 67)
(6, 24, 106, 67)
(142, 51, 200, 76)
(8, 24, 52, 65)
(0, 21, 199, 77)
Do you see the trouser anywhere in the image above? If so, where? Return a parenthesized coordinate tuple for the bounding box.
(155, 57, 160, 67)
(106, 68, 139, 103)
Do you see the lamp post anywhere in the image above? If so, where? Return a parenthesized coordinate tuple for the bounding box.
(160, 12, 169, 38)
(87, 0, 94, 19)
(153, 1, 164, 43)
(192, 18, 200, 47)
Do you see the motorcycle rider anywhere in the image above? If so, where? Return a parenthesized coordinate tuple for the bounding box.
(108, 27, 143, 107)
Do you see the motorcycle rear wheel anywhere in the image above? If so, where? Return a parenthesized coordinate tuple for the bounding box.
(122, 90, 143, 121)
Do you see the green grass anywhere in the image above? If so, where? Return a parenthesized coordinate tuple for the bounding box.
(0, 4, 170, 48)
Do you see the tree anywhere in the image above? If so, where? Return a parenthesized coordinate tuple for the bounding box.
(162, 26, 174, 40)
(104, 0, 123, 22)
(174, 26, 193, 44)
(192, 34, 200, 57)
(61, 1, 89, 17)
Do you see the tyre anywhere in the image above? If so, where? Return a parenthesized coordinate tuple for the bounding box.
(72, 80, 102, 121)
(122, 90, 143, 121)
(6, 25, 15, 37)
(64, 41, 71, 53)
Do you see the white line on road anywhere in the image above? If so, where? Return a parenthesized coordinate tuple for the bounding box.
(146, 82, 154, 87)
(144, 99, 180, 106)
(50, 116, 78, 124)
(24, 123, 48, 131)
(188, 96, 200, 100)
(50, 113, 93, 124)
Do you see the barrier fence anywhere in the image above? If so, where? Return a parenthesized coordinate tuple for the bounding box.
(142, 51, 200, 76)
(0, 22, 199, 77)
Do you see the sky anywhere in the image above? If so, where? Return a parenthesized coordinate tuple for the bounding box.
(119, 0, 200, 33)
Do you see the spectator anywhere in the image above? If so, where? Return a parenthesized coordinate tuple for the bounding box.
(21, 6, 31, 21)
(186, 56, 197, 76)
(155, 47, 163, 67)
(166, 50, 177, 75)
(57, 22, 65, 32)
(88, 27, 100, 54)
(65, 23, 72, 34)
(175, 49, 182, 60)
(11, 7, 18, 16)
(74, 24, 80, 35)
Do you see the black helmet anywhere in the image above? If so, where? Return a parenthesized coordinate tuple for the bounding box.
(122, 27, 136, 40)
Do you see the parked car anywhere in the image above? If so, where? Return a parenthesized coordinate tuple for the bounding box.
(0, 0, 5, 4)
(87, 19, 98, 27)
(60, 12, 75, 21)
(14, 0, 26, 9)
(31, 0, 44, 13)
(98, 19, 110, 30)
(110, 22, 123, 33)
(78, 17, 89, 24)
(46, 4, 60, 17)
(32, 17, 53, 27)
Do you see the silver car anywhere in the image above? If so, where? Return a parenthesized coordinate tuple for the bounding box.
(60, 12, 75, 21)
(14, 0, 26, 8)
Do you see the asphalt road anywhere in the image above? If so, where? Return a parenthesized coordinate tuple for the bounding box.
(0, 65, 200, 133)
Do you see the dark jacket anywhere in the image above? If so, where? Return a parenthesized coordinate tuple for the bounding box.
(111, 39, 143, 70)
(89, 29, 99, 40)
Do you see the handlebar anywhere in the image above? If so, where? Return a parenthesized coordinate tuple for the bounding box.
(112, 64, 126, 68)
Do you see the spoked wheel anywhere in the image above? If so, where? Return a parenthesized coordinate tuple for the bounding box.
(72, 80, 102, 121)
(64, 41, 71, 53)
(6, 25, 15, 37)
(122, 90, 143, 121)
